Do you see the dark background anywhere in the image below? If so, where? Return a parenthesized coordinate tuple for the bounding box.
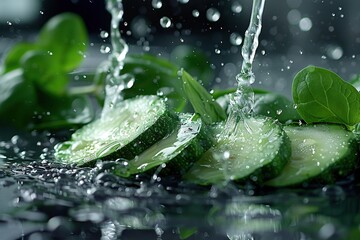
(1, 0, 360, 56)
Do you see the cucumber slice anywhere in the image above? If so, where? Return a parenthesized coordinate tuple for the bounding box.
(54, 95, 178, 166)
(115, 113, 213, 177)
(184, 117, 291, 185)
(266, 124, 358, 187)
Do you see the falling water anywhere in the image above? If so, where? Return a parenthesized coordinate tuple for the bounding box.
(101, 0, 134, 118)
(224, 0, 266, 135)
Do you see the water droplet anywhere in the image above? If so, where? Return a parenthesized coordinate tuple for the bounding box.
(192, 9, 200, 18)
(100, 30, 109, 39)
(100, 45, 111, 54)
(160, 16, 171, 28)
(299, 17, 312, 31)
(152, 0, 162, 9)
(230, 32, 243, 46)
(214, 48, 221, 54)
(6, 21, 12, 26)
(276, 109, 283, 115)
(206, 8, 221, 22)
(178, 0, 189, 3)
(40, 10, 44, 15)
(231, 1, 243, 13)
(326, 45, 343, 60)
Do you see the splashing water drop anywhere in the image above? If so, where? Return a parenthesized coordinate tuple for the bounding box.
(206, 8, 221, 22)
(192, 9, 200, 18)
(152, 0, 162, 9)
(231, 1, 243, 13)
(100, 45, 111, 54)
(230, 32, 243, 46)
(100, 30, 109, 39)
(160, 16, 172, 28)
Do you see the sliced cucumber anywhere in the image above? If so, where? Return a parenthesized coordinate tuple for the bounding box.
(184, 117, 291, 185)
(115, 113, 213, 177)
(266, 124, 358, 187)
(54, 95, 178, 166)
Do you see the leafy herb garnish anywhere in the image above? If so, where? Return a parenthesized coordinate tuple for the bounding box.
(181, 69, 226, 124)
(292, 65, 360, 127)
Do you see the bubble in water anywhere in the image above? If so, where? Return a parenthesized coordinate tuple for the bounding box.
(160, 16, 171, 28)
(206, 8, 221, 22)
(178, 0, 189, 3)
(100, 30, 109, 39)
(192, 9, 200, 17)
(299, 17, 312, 31)
(230, 32, 243, 46)
(152, 0, 162, 9)
(39, 10, 44, 15)
(231, 1, 243, 13)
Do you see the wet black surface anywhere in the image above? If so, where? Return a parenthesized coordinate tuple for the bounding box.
(1, 130, 360, 240)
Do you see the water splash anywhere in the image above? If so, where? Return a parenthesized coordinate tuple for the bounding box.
(224, 0, 266, 135)
(101, 0, 131, 118)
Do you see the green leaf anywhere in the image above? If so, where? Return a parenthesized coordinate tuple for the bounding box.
(182, 69, 226, 124)
(170, 45, 213, 87)
(33, 94, 95, 130)
(21, 50, 68, 96)
(1, 43, 37, 74)
(117, 54, 188, 111)
(38, 12, 88, 72)
(0, 69, 37, 128)
(292, 65, 360, 126)
(349, 74, 360, 92)
(178, 227, 198, 240)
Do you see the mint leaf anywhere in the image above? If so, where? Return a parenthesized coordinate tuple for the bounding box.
(292, 65, 360, 126)
(182, 69, 226, 124)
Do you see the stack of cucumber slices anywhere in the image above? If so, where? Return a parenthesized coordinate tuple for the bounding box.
(54, 65, 360, 188)
(54, 94, 359, 187)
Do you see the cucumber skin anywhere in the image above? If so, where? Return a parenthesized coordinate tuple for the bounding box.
(80, 107, 179, 167)
(267, 125, 359, 187)
(159, 122, 214, 177)
(121, 118, 215, 178)
(299, 134, 358, 186)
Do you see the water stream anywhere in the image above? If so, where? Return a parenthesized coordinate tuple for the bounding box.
(100, 0, 134, 119)
(224, 0, 266, 136)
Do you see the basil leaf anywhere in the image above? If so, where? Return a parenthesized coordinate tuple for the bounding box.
(292, 65, 360, 126)
(1, 43, 37, 74)
(38, 12, 88, 72)
(182, 69, 226, 124)
(0, 69, 37, 128)
(21, 50, 68, 96)
(349, 74, 360, 92)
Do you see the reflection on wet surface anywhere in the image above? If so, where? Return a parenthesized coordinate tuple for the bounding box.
(0, 131, 360, 240)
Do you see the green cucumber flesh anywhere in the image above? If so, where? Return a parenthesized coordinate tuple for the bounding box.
(54, 95, 178, 166)
(184, 117, 291, 185)
(116, 113, 213, 177)
(266, 124, 358, 187)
